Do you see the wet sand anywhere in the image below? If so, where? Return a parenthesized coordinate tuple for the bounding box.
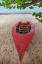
(0, 14, 42, 64)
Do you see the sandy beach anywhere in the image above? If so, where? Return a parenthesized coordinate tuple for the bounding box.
(0, 14, 42, 64)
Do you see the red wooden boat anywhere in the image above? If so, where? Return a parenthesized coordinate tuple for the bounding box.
(12, 21, 35, 64)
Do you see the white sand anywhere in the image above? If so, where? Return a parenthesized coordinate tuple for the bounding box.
(0, 14, 42, 64)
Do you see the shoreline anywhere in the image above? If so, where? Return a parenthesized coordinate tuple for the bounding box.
(0, 13, 33, 15)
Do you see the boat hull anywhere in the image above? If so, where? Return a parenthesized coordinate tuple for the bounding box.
(12, 21, 35, 53)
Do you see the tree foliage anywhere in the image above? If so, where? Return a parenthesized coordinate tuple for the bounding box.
(0, 0, 42, 22)
(0, 0, 42, 9)
(32, 12, 42, 22)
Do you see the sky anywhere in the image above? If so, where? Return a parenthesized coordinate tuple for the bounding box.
(0, 0, 42, 13)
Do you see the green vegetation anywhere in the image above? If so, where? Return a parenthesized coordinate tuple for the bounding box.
(0, 0, 42, 23)
(32, 12, 42, 22)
